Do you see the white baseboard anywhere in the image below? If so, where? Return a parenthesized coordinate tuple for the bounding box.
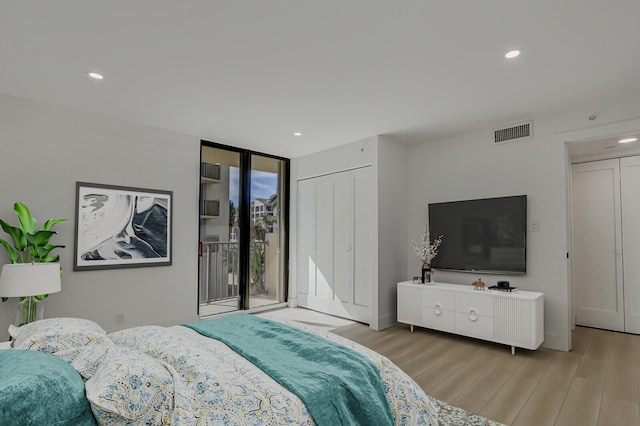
(370, 312, 397, 331)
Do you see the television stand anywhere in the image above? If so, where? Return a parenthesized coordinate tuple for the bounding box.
(397, 281, 544, 354)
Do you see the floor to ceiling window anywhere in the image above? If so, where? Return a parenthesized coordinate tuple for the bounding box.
(248, 154, 288, 309)
(199, 142, 289, 316)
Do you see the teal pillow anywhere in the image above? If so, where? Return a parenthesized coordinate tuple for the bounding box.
(0, 349, 96, 426)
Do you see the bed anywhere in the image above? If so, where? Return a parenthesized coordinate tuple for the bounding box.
(1, 315, 503, 425)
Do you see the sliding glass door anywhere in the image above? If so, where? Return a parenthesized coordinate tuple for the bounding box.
(248, 154, 288, 309)
(199, 142, 288, 316)
(199, 147, 241, 316)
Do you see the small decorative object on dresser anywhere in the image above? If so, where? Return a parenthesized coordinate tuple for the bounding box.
(409, 225, 443, 284)
(472, 278, 485, 290)
(421, 263, 433, 284)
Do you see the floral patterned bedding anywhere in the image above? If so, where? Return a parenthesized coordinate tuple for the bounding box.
(109, 316, 439, 425)
(250, 318, 505, 426)
(8, 316, 504, 425)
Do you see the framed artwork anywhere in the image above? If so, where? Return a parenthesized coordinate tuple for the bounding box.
(74, 182, 173, 271)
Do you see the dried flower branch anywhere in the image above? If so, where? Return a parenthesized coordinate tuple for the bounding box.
(409, 225, 443, 264)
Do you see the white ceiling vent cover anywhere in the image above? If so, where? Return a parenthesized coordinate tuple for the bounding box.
(494, 121, 533, 144)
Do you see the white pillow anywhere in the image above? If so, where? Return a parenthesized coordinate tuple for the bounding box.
(72, 344, 176, 425)
(11, 317, 112, 362)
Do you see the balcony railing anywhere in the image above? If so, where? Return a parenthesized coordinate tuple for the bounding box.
(199, 240, 269, 306)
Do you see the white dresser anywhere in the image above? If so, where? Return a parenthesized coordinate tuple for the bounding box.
(397, 281, 544, 354)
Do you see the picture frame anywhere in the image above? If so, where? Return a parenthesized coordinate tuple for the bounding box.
(74, 182, 173, 271)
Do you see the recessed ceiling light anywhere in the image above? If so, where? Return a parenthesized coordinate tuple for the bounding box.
(86, 71, 104, 80)
(618, 137, 638, 144)
(505, 49, 522, 59)
(293, 132, 302, 136)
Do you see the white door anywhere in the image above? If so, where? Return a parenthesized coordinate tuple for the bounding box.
(296, 179, 316, 307)
(296, 167, 373, 323)
(571, 159, 625, 332)
(621, 156, 640, 334)
(351, 167, 374, 321)
(314, 178, 334, 304)
(332, 173, 353, 311)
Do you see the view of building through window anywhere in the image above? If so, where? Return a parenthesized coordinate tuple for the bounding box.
(228, 167, 279, 242)
(199, 144, 287, 315)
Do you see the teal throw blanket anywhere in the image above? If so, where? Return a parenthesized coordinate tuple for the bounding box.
(184, 314, 394, 426)
(0, 349, 96, 426)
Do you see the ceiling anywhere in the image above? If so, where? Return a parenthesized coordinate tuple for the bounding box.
(2, 1, 640, 158)
(568, 135, 640, 160)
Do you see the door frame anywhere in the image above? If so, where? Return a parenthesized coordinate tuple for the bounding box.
(570, 159, 625, 331)
(559, 117, 640, 348)
(199, 140, 290, 312)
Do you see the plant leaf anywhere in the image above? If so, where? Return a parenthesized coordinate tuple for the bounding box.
(0, 238, 19, 263)
(26, 230, 56, 248)
(36, 244, 65, 259)
(0, 220, 27, 252)
(14, 202, 38, 234)
(42, 218, 66, 231)
(1, 297, 8, 303)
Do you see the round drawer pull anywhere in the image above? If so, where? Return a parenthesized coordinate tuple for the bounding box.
(433, 304, 443, 316)
(468, 309, 478, 322)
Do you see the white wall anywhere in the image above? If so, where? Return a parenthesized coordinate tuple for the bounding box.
(290, 136, 408, 329)
(405, 98, 640, 351)
(376, 136, 408, 329)
(406, 122, 565, 348)
(0, 93, 200, 340)
(293, 136, 378, 180)
(289, 136, 378, 306)
(4, 89, 640, 350)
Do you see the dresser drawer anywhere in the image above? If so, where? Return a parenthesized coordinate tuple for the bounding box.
(422, 288, 456, 311)
(456, 292, 494, 318)
(422, 305, 455, 333)
(398, 281, 544, 354)
(455, 312, 494, 340)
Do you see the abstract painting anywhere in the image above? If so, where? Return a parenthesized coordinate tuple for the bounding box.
(74, 182, 172, 270)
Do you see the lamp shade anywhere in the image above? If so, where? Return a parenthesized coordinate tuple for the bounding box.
(0, 263, 62, 298)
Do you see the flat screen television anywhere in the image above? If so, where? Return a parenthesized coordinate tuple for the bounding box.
(428, 195, 527, 275)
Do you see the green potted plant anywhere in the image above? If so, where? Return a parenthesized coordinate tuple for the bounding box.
(0, 202, 65, 324)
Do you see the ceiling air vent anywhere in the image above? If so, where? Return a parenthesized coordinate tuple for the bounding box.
(494, 121, 533, 144)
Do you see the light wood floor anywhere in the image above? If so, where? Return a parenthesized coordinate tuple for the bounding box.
(332, 323, 640, 426)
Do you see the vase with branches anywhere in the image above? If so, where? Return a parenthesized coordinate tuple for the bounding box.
(409, 225, 443, 283)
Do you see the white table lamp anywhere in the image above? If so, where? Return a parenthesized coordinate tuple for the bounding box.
(0, 263, 61, 326)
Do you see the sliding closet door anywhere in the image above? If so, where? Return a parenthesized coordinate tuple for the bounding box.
(296, 174, 336, 314)
(350, 167, 374, 320)
(296, 167, 373, 323)
(621, 156, 640, 334)
(314, 177, 335, 305)
(296, 179, 315, 304)
(332, 173, 352, 308)
(571, 159, 624, 332)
